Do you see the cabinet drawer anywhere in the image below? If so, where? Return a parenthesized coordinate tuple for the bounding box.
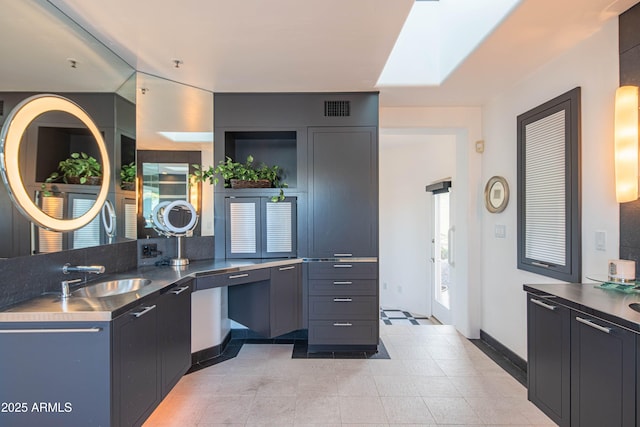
(308, 320, 378, 345)
(309, 279, 377, 296)
(308, 296, 377, 319)
(308, 262, 377, 279)
(197, 268, 270, 289)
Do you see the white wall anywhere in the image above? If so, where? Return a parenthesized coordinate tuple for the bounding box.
(379, 132, 456, 316)
(481, 18, 620, 359)
(379, 107, 483, 337)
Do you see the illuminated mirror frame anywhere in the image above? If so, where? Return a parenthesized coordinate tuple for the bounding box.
(0, 94, 111, 232)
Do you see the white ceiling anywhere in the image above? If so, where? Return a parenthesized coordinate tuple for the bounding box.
(4, 0, 640, 107)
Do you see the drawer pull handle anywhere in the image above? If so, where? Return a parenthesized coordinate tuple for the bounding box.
(333, 264, 353, 268)
(229, 273, 249, 279)
(576, 317, 612, 334)
(333, 298, 353, 302)
(278, 266, 296, 271)
(333, 322, 353, 327)
(333, 281, 353, 285)
(530, 298, 556, 311)
(170, 286, 190, 295)
(132, 305, 156, 318)
(0, 327, 101, 334)
(333, 253, 353, 257)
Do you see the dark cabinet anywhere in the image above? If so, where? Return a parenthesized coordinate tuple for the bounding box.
(112, 301, 160, 427)
(0, 322, 111, 427)
(225, 197, 297, 259)
(228, 263, 302, 338)
(158, 281, 193, 396)
(570, 314, 636, 427)
(270, 264, 302, 337)
(307, 127, 378, 258)
(526, 295, 570, 427)
(308, 261, 378, 351)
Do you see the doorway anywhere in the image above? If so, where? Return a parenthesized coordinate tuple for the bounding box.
(429, 185, 453, 324)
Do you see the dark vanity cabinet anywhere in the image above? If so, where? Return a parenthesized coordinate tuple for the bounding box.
(526, 290, 638, 427)
(113, 279, 193, 426)
(570, 314, 635, 427)
(526, 295, 571, 427)
(227, 263, 302, 338)
(307, 127, 378, 258)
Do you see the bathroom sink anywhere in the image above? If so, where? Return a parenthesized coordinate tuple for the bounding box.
(629, 303, 640, 313)
(73, 278, 152, 298)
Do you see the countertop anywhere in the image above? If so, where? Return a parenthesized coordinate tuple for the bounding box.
(0, 258, 302, 323)
(524, 282, 640, 333)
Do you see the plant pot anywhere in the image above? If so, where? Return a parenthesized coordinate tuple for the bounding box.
(230, 179, 271, 189)
(121, 182, 135, 191)
(66, 176, 102, 185)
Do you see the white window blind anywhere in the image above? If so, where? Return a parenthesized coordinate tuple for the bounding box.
(73, 198, 100, 249)
(124, 203, 137, 240)
(38, 196, 63, 253)
(266, 201, 292, 253)
(229, 202, 257, 253)
(524, 110, 566, 266)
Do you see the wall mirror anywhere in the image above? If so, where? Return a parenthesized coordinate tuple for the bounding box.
(137, 150, 201, 238)
(136, 72, 214, 238)
(0, 1, 135, 258)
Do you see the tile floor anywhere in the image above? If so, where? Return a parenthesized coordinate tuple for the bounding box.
(380, 309, 436, 326)
(144, 323, 553, 426)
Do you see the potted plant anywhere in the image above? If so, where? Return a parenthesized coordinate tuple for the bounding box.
(192, 155, 287, 201)
(120, 162, 136, 191)
(41, 152, 102, 196)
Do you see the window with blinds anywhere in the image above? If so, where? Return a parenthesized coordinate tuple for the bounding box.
(517, 87, 581, 283)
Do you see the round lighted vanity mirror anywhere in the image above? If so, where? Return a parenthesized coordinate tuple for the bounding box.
(102, 199, 116, 237)
(0, 94, 111, 232)
(151, 200, 172, 232)
(163, 200, 198, 234)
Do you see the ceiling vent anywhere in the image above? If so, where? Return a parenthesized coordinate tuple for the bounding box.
(324, 100, 350, 117)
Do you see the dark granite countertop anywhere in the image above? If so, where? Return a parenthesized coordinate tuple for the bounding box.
(524, 282, 640, 333)
(0, 258, 302, 323)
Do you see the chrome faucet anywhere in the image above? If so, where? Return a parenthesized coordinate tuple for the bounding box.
(62, 263, 105, 275)
(61, 278, 83, 299)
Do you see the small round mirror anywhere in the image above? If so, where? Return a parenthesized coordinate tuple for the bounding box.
(163, 200, 198, 234)
(102, 200, 116, 238)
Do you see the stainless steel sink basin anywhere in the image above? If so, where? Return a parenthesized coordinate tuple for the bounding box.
(73, 278, 152, 298)
(629, 303, 640, 313)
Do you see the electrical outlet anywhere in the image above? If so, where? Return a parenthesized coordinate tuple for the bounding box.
(383, 282, 388, 290)
(142, 243, 158, 258)
(397, 285, 402, 294)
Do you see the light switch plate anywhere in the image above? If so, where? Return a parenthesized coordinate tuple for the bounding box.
(595, 230, 606, 251)
(495, 224, 506, 238)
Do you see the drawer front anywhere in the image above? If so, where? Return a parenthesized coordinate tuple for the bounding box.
(308, 296, 378, 319)
(308, 320, 379, 345)
(196, 268, 270, 289)
(309, 279, 377, 296)
(308, 262, 377, 279)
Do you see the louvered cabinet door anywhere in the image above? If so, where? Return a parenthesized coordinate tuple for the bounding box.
(225, 197, 297, 258)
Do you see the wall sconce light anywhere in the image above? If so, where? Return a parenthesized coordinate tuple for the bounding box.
(615, 85, 639, 203)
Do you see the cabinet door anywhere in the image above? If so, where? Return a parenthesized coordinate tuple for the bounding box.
(261, 197, 297, 258)
(159, 281, 192, 397)
(112, 302, 160, 427)
(526, 296, 570, 427)
(308, 127, 378, 257)
(0, 322, 111, 427)
(570, 313, 636, 427)
(270, 264, 302, 337)
(225, 197, 261, 258)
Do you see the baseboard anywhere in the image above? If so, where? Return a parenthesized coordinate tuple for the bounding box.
(190, 331, 231, 366)
(470, 330, 528, 386)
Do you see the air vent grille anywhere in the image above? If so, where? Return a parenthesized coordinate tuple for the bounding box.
(324, 100, 350, 117)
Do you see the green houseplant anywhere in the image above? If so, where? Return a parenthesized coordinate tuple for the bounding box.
(120, 162, 136, 190)
(41, 152, 102, 196)
(192, 155, 287, 202)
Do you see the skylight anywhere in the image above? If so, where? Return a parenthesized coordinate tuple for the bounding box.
(377, 0, 521, 86)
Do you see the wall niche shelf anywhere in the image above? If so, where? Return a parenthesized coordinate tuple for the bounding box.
(224, 130, 297, 189)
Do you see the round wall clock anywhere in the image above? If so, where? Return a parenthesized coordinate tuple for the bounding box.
(485, 176, 509, 213)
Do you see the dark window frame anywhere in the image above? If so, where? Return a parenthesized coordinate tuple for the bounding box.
(517, 87, 582, 283)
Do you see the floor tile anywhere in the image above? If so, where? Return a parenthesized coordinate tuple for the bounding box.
(373, 374, 421, 396)
(246, 396, 296, 425)
(337, 374, 379, 396)
(294, 396, 341, 424)
(381, 396, 436, 424)
(198, 396, 254, 424)
(339, 397, 388, 424)
(423, 397, 483, 425)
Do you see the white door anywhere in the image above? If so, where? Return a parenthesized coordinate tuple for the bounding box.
(431, 190, 453, 324)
